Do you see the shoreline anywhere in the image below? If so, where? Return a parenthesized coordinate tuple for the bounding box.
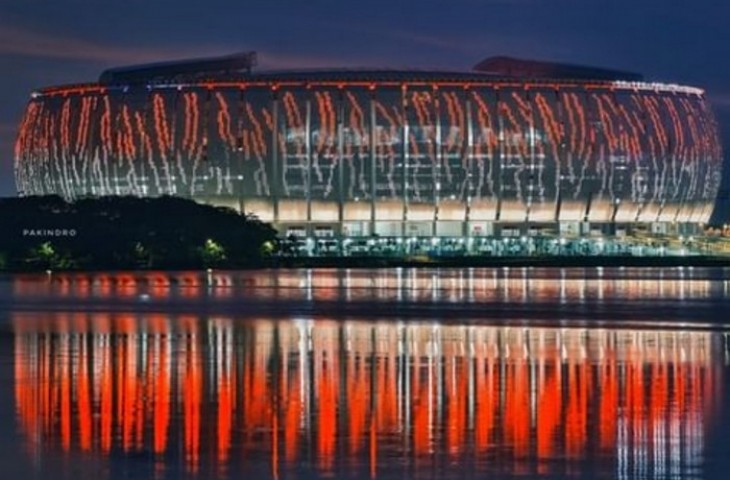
(2, 254, 730, 273)
(269, 255, 730, 269)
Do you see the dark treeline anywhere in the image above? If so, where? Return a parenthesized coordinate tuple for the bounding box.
(0, 196, 277, 270)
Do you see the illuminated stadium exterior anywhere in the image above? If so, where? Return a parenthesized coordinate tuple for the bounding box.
(14, 52, 723, 255)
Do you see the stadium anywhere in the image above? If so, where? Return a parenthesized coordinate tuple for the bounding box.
(14, 52, 723, 256)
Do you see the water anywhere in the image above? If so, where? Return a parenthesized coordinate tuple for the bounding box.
(2, 268, 730, 479)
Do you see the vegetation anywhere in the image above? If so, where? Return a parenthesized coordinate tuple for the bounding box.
(0, 195, 277, 271)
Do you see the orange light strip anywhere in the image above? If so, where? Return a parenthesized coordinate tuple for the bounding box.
(36, 79, 705, 99)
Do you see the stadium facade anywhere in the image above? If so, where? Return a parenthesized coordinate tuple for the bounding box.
(14, 53, 723, 255)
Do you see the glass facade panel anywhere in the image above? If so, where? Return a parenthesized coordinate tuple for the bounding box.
(661, 93, 697, 222)
(556, 87, 588, 221)
(169, 89, 208, 197)
(240, 89, 274, 199)
(595, 89, 637, 222)
(468, 88, 499, 210)
(143, 89, 180, 195)
(373, 89, 404, 201)
(615, 91, 652, 221)
(203, 88, 241, 197)
(111, 88, 149, 196)
(437, 89, 468, 203)
(694, 97, 724, 220)
(108, 90, 142, 196)
(497, 87, 530, 222)
(52, 93, 86, 197)
(436, 88, 468, 223)
(309, 89, 340, 202)
(341, 89, 372, 202)
(583, 89, 612, 222)
(404, 88, 437, 206)
(527, 88, 559, 221)
(278, 88, 308, 200)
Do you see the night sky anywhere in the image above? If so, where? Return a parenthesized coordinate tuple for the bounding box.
(1, 0, 729, 219)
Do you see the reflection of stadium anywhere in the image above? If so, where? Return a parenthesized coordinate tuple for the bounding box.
(14, 315, 722, 478)
(14, 53, 723, 255)
(10, 268, 727, 304)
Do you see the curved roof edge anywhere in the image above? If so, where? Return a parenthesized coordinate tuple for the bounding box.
(99, 51, 258, 84)
(473, 56, 643, 82)
(97, 52, 645, 85)
(32, 78, 705, 99)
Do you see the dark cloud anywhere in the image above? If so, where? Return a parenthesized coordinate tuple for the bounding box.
(0, 23, 199, 63)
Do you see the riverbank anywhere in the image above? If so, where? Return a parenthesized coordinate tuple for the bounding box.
(3, 254, 730, 272)
(268, 254, 730, 269)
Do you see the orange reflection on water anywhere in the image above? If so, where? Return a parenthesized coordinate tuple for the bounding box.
(12, 315, 725, 478)
(10, 268, 727, 307)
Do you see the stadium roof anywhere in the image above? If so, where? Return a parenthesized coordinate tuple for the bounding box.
(472, 56, 643, 82)
(99, 51, 258, 84)
(97, 52, 644, 85)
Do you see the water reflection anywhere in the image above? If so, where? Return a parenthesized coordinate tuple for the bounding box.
(13, 314, 725, 479)
(7, 267, 730, 304)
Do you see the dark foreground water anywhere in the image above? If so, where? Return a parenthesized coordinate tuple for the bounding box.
(2, 268, 730, 479)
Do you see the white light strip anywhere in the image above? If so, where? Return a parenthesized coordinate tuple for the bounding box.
(611, 81, 704, 95)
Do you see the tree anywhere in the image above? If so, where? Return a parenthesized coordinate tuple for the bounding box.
(200, 238, 227, 267)
(0, 195, 278, 270)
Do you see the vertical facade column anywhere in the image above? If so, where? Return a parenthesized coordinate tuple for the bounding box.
(496, 89, 504, 225)
(80, 93, 98, 195)
(143, 89, 155, 197)
(369, 90, 377, 237)
(136, 90, 146, 196)
(236, 87, 246, 214)
(111, 93, 122, 195)
(202, 89, 211, 197)
(169, 89, 180, 197)
(465, 95, 473, 241)
(554, 88, 562, 225)
(305, 96, 312, 232)
(401, 85, 408, 240)
(648, 92, 663, 223)
(271, 89, 280, 224)
(526, 88, 535, 227)
(434, 86, 442, 236)
(581, 88, 596, 226)
(337, 91, 345, 253)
